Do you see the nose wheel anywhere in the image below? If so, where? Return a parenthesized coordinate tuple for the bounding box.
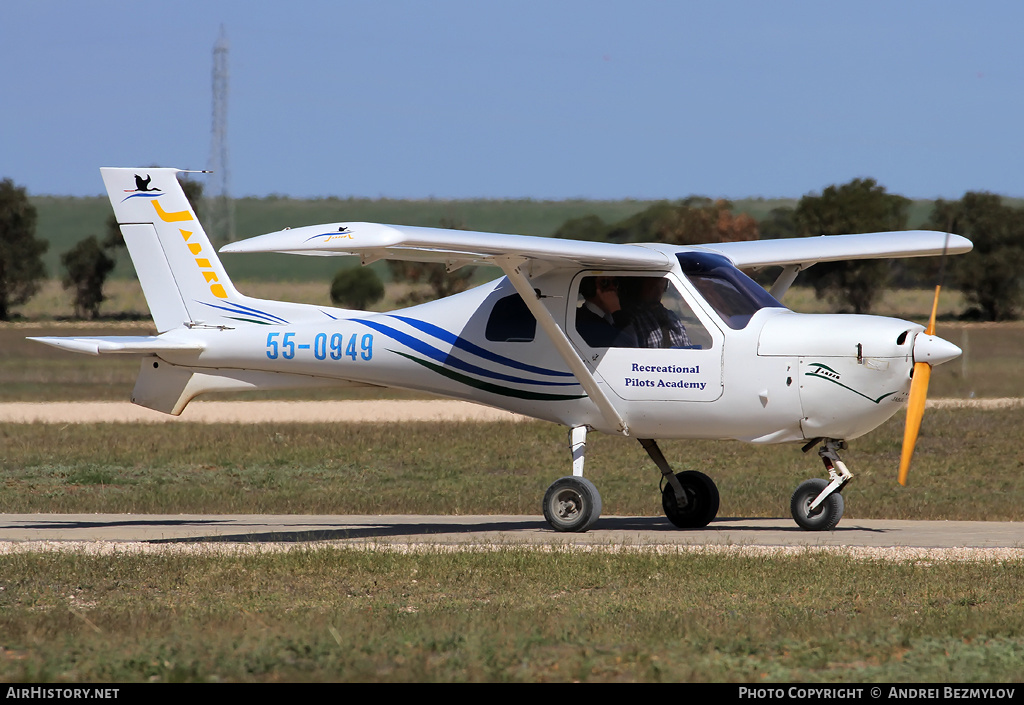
(791, 478, 845, 531)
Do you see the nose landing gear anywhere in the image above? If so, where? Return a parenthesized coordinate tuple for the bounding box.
(791, 438, 851, 531)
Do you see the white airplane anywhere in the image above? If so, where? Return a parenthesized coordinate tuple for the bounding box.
(32, 168, 972, 532)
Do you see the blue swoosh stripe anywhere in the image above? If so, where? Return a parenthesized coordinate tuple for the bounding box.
(355, 319, 579, 388)
(389, 315, 574, 378)
(216, 300, 289, 324)
(120, 193, 162, 202)
(198, 300, 289, 325)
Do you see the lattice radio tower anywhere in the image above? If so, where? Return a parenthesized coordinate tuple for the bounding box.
(207, 25, 235, 244)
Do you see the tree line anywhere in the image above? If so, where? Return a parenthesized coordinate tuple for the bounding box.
(2, 177, 1022, 320)
(550, 179, 1024, 320)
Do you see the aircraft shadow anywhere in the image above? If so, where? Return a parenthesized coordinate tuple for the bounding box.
(14, 518, 232, 530)
(599, 517, 885, 534)
(145, 515, 885, 544)
(151, 518, 551, 544)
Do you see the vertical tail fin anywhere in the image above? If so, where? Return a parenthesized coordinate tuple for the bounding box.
(101, 167, 248, 332)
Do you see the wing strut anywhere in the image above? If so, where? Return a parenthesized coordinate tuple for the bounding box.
(768, 264, 806, 300)
(497, 257, 629, 436)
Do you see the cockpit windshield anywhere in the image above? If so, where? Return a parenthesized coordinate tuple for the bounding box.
(676, 252, 785, 330)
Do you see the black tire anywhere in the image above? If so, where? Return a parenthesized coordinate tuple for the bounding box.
(790, 478, 845, 531)
(542, 476, 603, 532)
(662, 470, 720, 528)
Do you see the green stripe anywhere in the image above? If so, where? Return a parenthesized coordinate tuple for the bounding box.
(225, 316, 272, 325)
(392, 350, 585, 402)
(804, 367, 899, 405)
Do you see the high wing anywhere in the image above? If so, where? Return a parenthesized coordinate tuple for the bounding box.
(697, 230, 972, 269)
(219, 222, 674, 269)
(220, 222, 971, 271)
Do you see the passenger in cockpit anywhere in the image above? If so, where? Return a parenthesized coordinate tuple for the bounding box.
(576, 276, 638, 348)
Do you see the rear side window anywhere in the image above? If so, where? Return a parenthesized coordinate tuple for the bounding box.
(485, 294, 536, 342)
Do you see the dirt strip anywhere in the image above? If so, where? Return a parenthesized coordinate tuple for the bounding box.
(0, 398, 1019, 424)
(0, 400, 528, 424)
(925, 397, 1024, 409)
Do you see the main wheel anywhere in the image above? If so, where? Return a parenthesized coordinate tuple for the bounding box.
(790, 478, 844, 531)
(662, 470, 720, 528)
(542, 476, 602, 532)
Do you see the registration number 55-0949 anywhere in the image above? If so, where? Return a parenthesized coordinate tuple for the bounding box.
(266, 332, 373, 361)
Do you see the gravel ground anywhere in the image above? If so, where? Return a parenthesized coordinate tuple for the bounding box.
(0, 398, 1019, 424)
(1, 540, 1021, 562)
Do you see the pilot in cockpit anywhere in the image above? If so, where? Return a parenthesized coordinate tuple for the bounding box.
(619, 277, 691, 348)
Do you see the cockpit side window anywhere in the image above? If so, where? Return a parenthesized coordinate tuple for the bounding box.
(575, 274, 712, 350)
(676, 252, 784, 330)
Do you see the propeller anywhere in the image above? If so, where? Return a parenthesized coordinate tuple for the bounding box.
(897, 234, 960, 485)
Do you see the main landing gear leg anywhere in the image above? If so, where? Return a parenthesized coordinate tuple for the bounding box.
(542, 426, 603, 533)
(639, 438, 720, 529)
(790, 438, 851, 531)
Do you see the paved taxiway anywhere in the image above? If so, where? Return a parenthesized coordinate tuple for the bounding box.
(2, 515, 1022, 556)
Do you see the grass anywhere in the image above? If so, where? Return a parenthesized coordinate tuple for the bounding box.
(1, 409, 1022, 519)
(1, 549, 1023, 682)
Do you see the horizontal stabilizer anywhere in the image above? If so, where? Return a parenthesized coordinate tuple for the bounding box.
(28, 336, 205, 356)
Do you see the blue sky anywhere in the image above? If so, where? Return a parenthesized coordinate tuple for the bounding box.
(3, 1, 1023, 200)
